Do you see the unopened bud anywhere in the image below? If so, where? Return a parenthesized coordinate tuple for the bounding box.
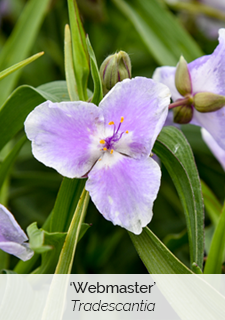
(100, 51, 131, 95)
(173, 105, 193, 124)
(194, 92, 225, 113)
(175, 56, 192, 97)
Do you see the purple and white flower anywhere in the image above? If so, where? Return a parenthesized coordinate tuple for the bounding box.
(24, 77, 170, 234)
(201, 128, 225, 171)
(0, 204, 34, 261)
(153, 28, 225, 150)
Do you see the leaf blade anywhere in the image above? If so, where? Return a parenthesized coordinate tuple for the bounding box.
(153, 126, 204, 269)
(129, 227, 192, 274)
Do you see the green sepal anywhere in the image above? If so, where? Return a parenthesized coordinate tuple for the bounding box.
(175, 56, 192, 96)
(173, 104, 193, 124)
(194, 92, 225, 113)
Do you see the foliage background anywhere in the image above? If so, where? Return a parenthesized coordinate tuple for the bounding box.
(0, 0, 224, 273)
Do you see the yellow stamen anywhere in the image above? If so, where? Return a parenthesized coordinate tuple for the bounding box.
(108, 121, 114, 125)
(99, 158, 102, 161)
(110, 149, 114, 154)
(125, 130, 129, 134)
(120, 116, 124, 123)
(100, 139, 105, 144)
(103, 147, 107, 151)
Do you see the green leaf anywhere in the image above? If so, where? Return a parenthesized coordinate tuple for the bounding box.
(0, 52, 44, 81)
(164, 229, 188, 252)
(55, 188, 90, 274)
(0, 0, 51, 107)
(37, 81, 70, 102)
(153, 126, 204, 269)
(0, 251, 9, 270)
(192, 262, 203, 274)
(86, 35, 103, 105)
(129, 227, 192, 274)
(64, 24, 79, 101)
(32, 230, 67, 274)
(50, 178, 86, 233)
(1, 269, 17, 274)
(27, 222, 52, 254)
(204, 203, 225, 274)
(201, 180, 222, 226)
(0, 81, 69, 151)
(67, 0, 90, 100)
(112, 0, 203, 65)
(0, 136, 26, 192)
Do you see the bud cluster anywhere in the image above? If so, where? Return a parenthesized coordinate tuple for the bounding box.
(172, 56, 225, 124)
(100, 51, 131, 95)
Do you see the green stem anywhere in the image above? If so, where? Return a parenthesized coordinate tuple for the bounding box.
(169, 96, 191, 109)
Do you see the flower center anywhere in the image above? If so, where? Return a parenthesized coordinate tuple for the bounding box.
(99, 116, 129, 154)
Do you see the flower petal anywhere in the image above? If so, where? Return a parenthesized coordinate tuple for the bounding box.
(192, 107, 225, 149)
(25, 100, 104, 178)
(0, 242, 34, 261)
(153, 66, 181, 102)
(0, 204, 34, 261)
(99, 77, 170, 158)
(201, 128, 225, 170)
(86, 152, 161, 234)
(189, 29, 225, 95)
(0, 204, 28, 243)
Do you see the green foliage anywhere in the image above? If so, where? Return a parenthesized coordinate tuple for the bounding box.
(0, 0, 52, 106)
(55, 189, 90, 274)
(129, 227, 192, 274)
(86, 35, 103, 105)
(112, 0, 203, 65)
(153, 126, 204, 270)
(204, 203, 225, 274)
(0, 0, 223, 275)
(67, 0, 90, 100)
(201, 180, 222, 225)
(0, 52, 44, 81)
(64, 25, 79, 101)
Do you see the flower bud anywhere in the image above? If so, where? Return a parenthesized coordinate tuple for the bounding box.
(100, 51, 131, 95)
(173, 104, 193, 124)
(175, 56, 192, 97)
(193, 92, 225, 113)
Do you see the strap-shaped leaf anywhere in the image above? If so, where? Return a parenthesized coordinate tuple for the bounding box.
(201, 180, 222, 226)
(55, 189, 90, 274)
(50, 178, 85, 233)
(129, 227, 192, 274)
(153, 126, 204, 270)
(67, 0, 89, 101)
(0, 136, 26, 192)
(204, 203, 225, 274)
(86, 35, 103, 105)
(0, 52, 44, 81)
(112, 0, 203, 65)
(0, 0, 51, 107)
